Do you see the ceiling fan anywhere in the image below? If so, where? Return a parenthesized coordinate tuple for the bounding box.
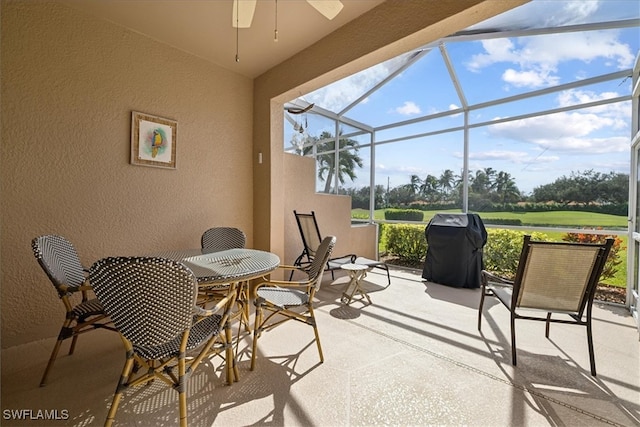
(232, 0, 344, 28)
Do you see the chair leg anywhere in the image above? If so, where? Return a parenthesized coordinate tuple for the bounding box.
(105, 356, 135, 427)
(308, 305, 324, 363)
(39, 323, 70, 387)
(68, 334, 79, 355)
(510, 313, 517, 366)
(587, 316, 597, 376)
(250, 304, 264, 371)
(477, 289, 486, 331)
(545, 313, 552, 338)
(224, 318, 238, 384)
(178, 357, 188, 427)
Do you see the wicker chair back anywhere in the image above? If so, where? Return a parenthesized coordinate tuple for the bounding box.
(32, 235, 86, 292)
(89, 257, 197, 348)
(201, 227, 246, 251)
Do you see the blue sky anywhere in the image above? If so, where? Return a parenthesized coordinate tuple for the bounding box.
(286, 0, 640, 195)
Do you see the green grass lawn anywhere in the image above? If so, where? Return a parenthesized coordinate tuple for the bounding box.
(354, 208, 628, 288)
(353, 208, 628, 228)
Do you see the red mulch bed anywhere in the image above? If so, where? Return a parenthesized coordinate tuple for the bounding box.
(382, 256, 626, 305)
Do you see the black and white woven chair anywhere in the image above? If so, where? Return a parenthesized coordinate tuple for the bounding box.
(251, 236, 336, 371)
(89, 256, 238, 427)
(201, 227, 246, 252)
(32, 234, 114, 387)
(200, 226, 251, 333)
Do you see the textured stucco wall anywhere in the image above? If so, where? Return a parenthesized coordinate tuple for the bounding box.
(282, 153, 378, 266)
(1, 1, 254, 348)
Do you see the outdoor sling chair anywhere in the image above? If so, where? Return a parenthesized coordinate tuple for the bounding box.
(90, 256, 238, 427)
(292, 210, 391, 286)
(32, 234, 115, 387)
(477, 235, 613, 376)
(251, 236, 336, 371)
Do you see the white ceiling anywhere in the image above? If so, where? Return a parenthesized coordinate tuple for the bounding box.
(62, 0, 384, 78)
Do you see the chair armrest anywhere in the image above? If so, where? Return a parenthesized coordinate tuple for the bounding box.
(330, 254, 357, 263)
(481, 270, 514, 287)
(193, 286, 237, 317)
(57, 283, 93, 294)
(258, 265, 308, 282)
(258, 278, 313, 288)
(274, 264, 301, 271)
(256, 265, 313, 288)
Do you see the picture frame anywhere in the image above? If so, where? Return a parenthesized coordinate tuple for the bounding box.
(131, 111, 177, 169)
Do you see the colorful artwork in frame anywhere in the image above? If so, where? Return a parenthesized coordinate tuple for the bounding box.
(131, 111, 177, 169)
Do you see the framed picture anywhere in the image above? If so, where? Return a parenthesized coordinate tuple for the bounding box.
(131, 111, 177, 169)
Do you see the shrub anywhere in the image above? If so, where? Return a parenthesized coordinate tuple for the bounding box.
(351, 211, 369, 220)
(481, 218, 522, 226)
(561, 229, 624, 281)
(384, 209, 424, 222)
(483, 229, 550, 277)
(384, 223, 427, 264)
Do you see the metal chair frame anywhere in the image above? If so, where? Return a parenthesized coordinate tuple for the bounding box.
(478, 235, 613, 376)
(292, 210, 390, 286)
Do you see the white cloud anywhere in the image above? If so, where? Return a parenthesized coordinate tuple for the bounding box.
(486, 110, 629, 154)
(376, 163, 429, 187)
(465, 0, 602, 32)
(556, 89, 620, 106)
(467, 39, 518, 71)
(465, 29, 634, 89)
(560, 0, 600, 24)
(502, 68, 559, 88)
(460, 150, 559, 164)
(395, 101, 421, 115)
(303, 53, 416, 112)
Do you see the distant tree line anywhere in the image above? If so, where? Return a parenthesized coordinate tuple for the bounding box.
(343, 169, 629, 216)
(291, 134, 629, 215)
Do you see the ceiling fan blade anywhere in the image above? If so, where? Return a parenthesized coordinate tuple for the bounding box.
(232, 0, 257, 28)
(306, 0, 343, 20)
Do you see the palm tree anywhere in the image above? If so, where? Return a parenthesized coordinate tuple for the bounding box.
(470, 169, 493, 194)
(420, 174, 440, 202)
(494, 171, 520, 207)
(409, 174, 423, 198)
(438, 169, 455, 197)
(309, 131, 363, 193)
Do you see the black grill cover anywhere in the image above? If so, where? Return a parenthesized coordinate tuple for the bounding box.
(422, 213, 487, 288)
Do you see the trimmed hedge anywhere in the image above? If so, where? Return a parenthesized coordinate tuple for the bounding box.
(384, 223, 426, 264)
(482, 229, 550, 276)
(384, 209, 424, 222)
(381, 225, 623, 283)
(481, 218, 522, 226)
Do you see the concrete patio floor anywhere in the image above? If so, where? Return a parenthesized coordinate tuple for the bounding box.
(2, 266, 639, 426)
